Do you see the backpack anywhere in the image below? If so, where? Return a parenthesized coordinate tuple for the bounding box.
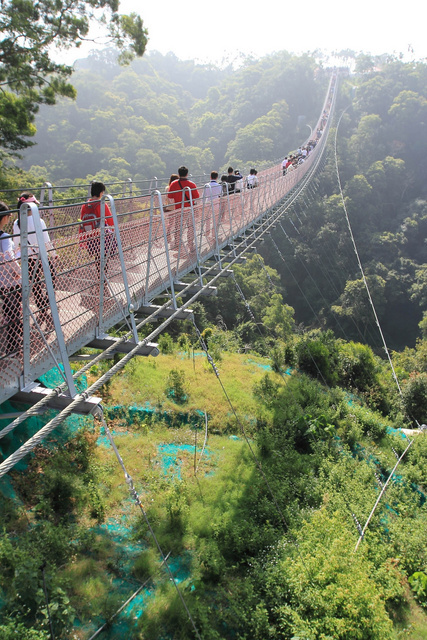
(80, 207, 100, 234)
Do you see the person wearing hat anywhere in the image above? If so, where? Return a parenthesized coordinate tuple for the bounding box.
(0, 202, 22, 354)
(13, 192, 57, 331)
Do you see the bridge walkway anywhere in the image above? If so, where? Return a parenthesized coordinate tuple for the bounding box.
(0, 73, 336, 410)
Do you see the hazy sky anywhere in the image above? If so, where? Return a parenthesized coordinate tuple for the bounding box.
(109, 0, 426, 64)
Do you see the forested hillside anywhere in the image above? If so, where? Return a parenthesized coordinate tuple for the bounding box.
(260, 59, 427, 351)
(2, 49, 427, 640)
(20, 49, 326, 182)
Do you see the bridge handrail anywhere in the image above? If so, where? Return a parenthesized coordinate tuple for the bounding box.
(0, 73, 337, 407)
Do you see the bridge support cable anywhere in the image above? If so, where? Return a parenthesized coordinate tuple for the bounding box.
(0, 247, 274, 476)
(191, 317, 315, 584)
(354, 436, 415, 552)
(0, 75, 337, 466)
(273, 225, 361, 347)
(94, 406, 202, 640)
(334, 107, 404, 401)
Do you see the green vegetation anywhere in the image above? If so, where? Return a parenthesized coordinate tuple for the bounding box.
(1, 334, 427, 638)
(1, 45, 427, 638)
(0, 1, 148, 156)
(13, 49, 325, 183)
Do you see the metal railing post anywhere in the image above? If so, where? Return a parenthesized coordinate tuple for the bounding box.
(104, 194, 139, 342)
(97, 197, 107, 332)
(19, 208, 31, 388)
(184, 186, 201, 276)
(153, 190, 178, 309)
(21, 202, 77, 396)
(126, 178, 133, 197)
(145, 196, 155, 306)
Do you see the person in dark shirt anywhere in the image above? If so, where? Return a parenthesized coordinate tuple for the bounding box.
(226, 166, 240, 194)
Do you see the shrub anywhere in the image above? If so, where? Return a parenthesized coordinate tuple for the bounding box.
(270, 344, 284, 373)
(337, 341, 378, 391)
(249, 509, 395, 639)
(351, 404, 388, 441)
(158, 333, 174, 354)
(296, 332, 338, 385)
(166, 369, 188, 404)
(132, 548, 159, 582)
(253, 373, 281, 407)
(408, 571, 427, 606)
(0, 619, 49, 639)
(402, 373, 427, 425)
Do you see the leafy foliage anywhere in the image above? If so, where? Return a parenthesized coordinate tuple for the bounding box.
(17, 49, 325, 179)
(0, 0, 148, 154)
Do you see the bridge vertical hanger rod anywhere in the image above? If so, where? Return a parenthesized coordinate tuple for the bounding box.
(105, 194, 139, 343)
(20, 205, 32, 387)
(225, 185, 235, 248)
(153, 190, 178, 310)
(145, 195, 155, 307)
(198, 188, 207, 255)
(21, 202, 77, 396)
(97, 196, 108, 335)
(198, 188, 211, 260)
(149, 176, 158, 193)
(211, 190, 223, 269)
(40, 182, 54, 228)
(185, 186, 203, 286)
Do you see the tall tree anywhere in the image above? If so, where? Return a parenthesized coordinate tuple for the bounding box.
(0, 0, 148, 152)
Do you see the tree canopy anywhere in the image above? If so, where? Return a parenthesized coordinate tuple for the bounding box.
(0, 0, 148, 152)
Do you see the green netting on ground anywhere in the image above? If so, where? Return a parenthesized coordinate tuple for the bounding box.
(105, 403, 206, 428)
(73, 518, 192, 640)
(158, 443, 212, 479)
(0, 365, 89, 480)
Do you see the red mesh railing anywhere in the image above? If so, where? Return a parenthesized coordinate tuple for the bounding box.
(0, 73, 337, 403)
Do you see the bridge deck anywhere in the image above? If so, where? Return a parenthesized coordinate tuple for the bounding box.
(0, 74, 336, 407)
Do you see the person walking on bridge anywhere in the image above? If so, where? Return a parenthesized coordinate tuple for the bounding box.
(167, 167, 200, 251)
(0, 202, 22, 356)
(13, 193, 57, 331)
(203, 171, 222, 235)
(79, 181, 116, 278)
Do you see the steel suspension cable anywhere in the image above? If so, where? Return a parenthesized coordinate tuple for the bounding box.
(190, 317, 316, 583)
(354, 435, 415, 552)
(95, 407, 202, 640)
(334, 107, 404, 400)
(0, 96, 332, 474)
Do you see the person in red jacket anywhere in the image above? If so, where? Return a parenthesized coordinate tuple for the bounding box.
(167, 166, 200, 209)
(79, 181, 116, 275)
(167, 167, 200, 250)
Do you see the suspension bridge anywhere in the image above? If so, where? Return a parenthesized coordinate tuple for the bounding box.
(0, 73, 337, 476)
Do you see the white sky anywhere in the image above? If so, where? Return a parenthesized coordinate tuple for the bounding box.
(77, 0, 427, 65)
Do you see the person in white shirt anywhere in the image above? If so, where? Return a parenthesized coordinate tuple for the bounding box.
(282, 157, 288, 175)
(203, 171, 222, 200)
(203, 171, 222, 234)
(246, 168, 259, 189)
(0, 202, 22, 354)
(234, 170, 244, 192)
(13, 193, 57, 330)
